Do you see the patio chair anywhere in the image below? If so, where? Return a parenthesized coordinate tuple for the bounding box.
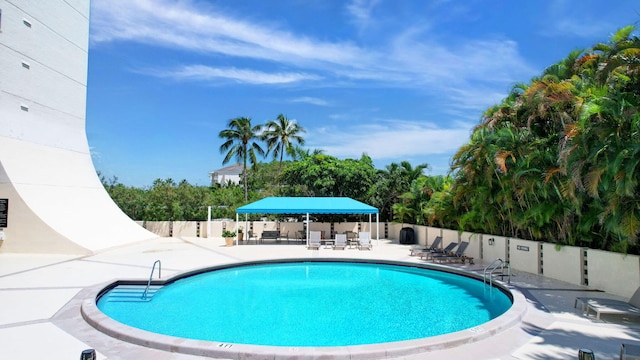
(358, 232, 372, 250)
(247, 231, 259, 244)
(418, 242, 457, 260)
(345, 231, 358, 248)
(295, 230, 306, 244)
(409, 236, 442, 256)
(308, 231, 321, 250)
(574, 286, 640, 320)
(333, 234, 347, 250)
(433, 242, 470, 263)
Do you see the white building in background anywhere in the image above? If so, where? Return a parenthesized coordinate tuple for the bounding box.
(0, 0, 155, 254)
(209, 163, 243, 186)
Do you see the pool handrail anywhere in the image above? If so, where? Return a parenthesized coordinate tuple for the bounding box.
(143, 260, 161, 299)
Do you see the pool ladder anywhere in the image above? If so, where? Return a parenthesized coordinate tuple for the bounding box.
(484, 258, 510, 286)
(142, 260, 161, 299)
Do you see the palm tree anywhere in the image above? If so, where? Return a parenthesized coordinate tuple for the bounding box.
(262, 114, 306, 172)
(218, 117, 265, 201)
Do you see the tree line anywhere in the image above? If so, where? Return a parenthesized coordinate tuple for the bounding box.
(101, 25, 640, 254)
(448, 25, 640, 254)
(99, 155, 449, 225)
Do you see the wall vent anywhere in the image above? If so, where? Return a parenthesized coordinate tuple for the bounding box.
(20, 104, 29, 112)
(22, 61, 30, 69)
(23, 18, 32, 28)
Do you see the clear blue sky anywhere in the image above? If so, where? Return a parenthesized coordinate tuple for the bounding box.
(86, 0, 639, 188)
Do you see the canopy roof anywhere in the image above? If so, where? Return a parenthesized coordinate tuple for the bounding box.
(236, 197, 378, 215)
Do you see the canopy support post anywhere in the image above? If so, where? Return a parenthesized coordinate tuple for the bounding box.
(306, 213, 309, 247)
(376, 213, 379, 246)
(235, 213, 239, 245)
(244, 213, 248, 245)
(367, 214, 372, 247)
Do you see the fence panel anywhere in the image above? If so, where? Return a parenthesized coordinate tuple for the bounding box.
(172, 221, 198, 237)
(144, 221, 170, 237)
(509, 238, 540, 275)
(542, 243, 583, 286)
(334, 222, 359, 234)
(482, 235, 508, 262)
(387, 223, 403, 240)
(441, 229, 460, 247)
(460, 232, 482, 260)
(587, 249, 640, 298)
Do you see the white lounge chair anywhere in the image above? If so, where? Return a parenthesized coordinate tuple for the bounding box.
(575, 286, 640, 320)
(333, 234, 347, 250)
(308, 231, 321, 250)
(358, 232, 372, 250)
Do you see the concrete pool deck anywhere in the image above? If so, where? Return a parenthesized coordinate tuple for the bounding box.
(1, 237, 639, 359)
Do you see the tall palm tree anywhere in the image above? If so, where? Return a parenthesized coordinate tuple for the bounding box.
(218, 117, 265, 201)
(263, 114, 306, 172)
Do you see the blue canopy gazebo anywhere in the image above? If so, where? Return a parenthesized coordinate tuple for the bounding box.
(235, 197, 379, 246)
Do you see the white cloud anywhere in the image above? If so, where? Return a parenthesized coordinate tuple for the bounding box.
(386, 27, 535, 86)
(144, 65, 320, 85)
(90, 0, 535, 115)
(91, 0, 365, 67)
(290, 97, 330, 106)
(90, 0, 533, 88)
(346, 0, 381, 30)
(309, 120, 471, 161)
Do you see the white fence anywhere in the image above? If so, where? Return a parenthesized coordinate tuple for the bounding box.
(140, 220, 640, 299)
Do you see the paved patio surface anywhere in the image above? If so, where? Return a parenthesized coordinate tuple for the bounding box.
(1, 236, 639, 359)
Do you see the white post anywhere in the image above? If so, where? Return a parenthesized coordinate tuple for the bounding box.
(368, 213, 372, 247)
(207, 206, 211, 238)
(376, 213, 379, 246)
(235, 213, 239, 245)
(244, 214, 248, 243)
(306, 213, 310, 247)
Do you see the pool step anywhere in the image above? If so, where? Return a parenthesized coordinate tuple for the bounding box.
(106, 285, 162, 302)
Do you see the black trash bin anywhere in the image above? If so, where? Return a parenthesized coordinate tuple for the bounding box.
(80, 349, 96, 360)
(399, 227, 416, 244)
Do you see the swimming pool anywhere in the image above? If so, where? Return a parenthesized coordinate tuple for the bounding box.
(83, 259, 525, 358)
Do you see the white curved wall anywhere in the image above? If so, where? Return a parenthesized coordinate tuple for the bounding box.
(0, 0, 156, 254)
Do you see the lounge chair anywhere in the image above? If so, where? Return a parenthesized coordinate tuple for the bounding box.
(358, 232, 372, 250)
(333, 234, 347, 250)
(418, 242, 457, 260)
(410, 236, 442, 256)
(575, 286, 640, 320)
(433, 242, 470, 263)
(308, 231, 321, 250)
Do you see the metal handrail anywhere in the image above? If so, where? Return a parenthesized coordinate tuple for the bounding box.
(142, 260, 161, 299)
(484, 258, 504, 287)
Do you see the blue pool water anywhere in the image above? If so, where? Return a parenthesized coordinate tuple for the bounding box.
(97, 262, 512, 347)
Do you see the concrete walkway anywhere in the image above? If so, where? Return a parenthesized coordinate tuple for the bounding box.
(0, 237, 639, 359)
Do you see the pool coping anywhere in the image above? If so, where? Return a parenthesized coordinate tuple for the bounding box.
(80, 258, 528, 359)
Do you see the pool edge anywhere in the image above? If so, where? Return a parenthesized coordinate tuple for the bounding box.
(81, 258, 528, 359)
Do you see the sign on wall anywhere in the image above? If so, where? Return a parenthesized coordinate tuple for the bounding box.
(0, 199, 8, 228)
